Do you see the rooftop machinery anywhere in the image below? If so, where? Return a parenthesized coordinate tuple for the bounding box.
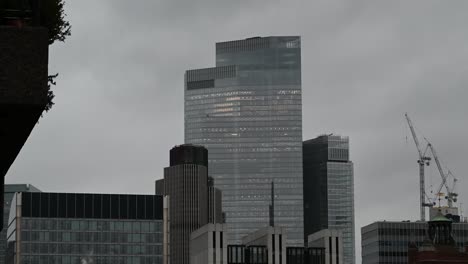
(405, 113, 459, 221)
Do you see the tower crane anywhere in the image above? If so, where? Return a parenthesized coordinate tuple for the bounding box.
(425, 140, 458, 208)
(405, 113, 433, 221)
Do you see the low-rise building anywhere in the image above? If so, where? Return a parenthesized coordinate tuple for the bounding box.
(6, 192, 163, 264)
(190, 223, 228, 264)
(308, 229, 342, 264)
(361, 220, 468, 264)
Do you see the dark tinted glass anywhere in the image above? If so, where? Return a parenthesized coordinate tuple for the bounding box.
(40, 193, 49, 217)
(102, 194, 110, 218)
(49, 193, 58, 217)
(136, 195, 145, 219)
(76, 194, 84, 218)
(110, 194, 119, 219)
(93, 194, 101, 218)
(66, 193, 76, 218)
(119, 195, 128, 219)
(58, 193, 67, 217)
(22, 192, 32, 217)
(84, 194, 93, 218)
(128, 195, 136, 219)
(154, 195, 163, 220)
(31, 192, 41, 217)
(145, 196, 154, 219)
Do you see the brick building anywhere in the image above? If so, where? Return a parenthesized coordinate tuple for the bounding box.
(408, 214, 468, 264)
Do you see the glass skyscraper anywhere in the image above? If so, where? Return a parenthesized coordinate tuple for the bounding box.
(185, 36, 304, 246)
(303, 135, 355, 264)
(6, 192, 163, 264)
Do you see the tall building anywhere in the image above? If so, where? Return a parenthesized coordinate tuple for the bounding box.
(303, 135, 355, 264)
(185, 36, 304, 245)
(0, 184, 40, 264)
(162, 144, 209, 264)
(6, 192, 163, 264)
(361, 220, 468, 264)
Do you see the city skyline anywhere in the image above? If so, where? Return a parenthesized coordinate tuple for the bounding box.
(4, 1, 468, 263)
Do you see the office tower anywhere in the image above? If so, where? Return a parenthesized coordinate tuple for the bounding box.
(162, 144, 209, 264)
(303, 135, 355, 264)
(0, 184, 40, 264)
(362, 220, 468, 264)
(307, 230, 343, 264)
(185, 36, 304, 246)
(6, 192, 163, 264)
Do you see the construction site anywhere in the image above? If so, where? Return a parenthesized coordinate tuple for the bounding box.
(405, 113, 465, 223)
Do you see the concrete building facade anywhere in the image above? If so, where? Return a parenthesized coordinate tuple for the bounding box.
(242, 226, 287, 264)
(307, 229, 343, 264)
(190, 223, 228, 264)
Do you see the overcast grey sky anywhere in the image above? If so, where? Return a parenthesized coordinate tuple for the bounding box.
(6, 0, 468, 262)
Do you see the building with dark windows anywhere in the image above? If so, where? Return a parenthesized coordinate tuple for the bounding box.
(185, 36, 304, 246)
(303, 135, 355, 264)
(6, 192, 163, 264)
(361, 220, 468, 264)
(0, 184, 40, 264)
(160, 144, 210, 264)
(225, 245, 325, 264)
(286, 247, 325, 264)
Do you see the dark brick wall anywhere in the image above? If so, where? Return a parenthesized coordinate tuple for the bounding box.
(0, 26, 48, 105)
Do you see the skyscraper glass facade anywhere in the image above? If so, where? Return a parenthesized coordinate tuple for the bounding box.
(6, 192, 163, 264)
(303, 135, 355, 264)
(185, 37, 303, 245)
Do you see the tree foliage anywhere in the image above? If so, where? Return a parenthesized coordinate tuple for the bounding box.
(41, 0, 71, 113)
(40, 0, 71, 44)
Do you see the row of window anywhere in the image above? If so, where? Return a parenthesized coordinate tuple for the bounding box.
(22, 219, 162, 233)
(20, 193, 163, 220)
(20, 242, 162, 255)
(18, 255, 162, 264)
(187, 89, 300, 100)
(21, 231, 161, 243)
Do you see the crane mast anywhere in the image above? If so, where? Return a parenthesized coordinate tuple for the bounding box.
(426, 141, 458, 208)
(405, 113, 432, 221)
